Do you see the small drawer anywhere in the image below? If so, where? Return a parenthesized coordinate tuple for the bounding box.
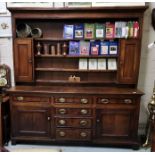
(97, 97, 134, 105)
(55, 108, 92, 116)
(56, 129, 91, 141)
(53, 96, 92, 105)
(55, 117, 92, 128)
(13, 95, 50, 103)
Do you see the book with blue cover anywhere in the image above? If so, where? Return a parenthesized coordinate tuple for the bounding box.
(100, 41, 109, 55)
(69, 41, 80, 55)
(109, 41, 118, 55)
(74, 24, 84, 39)
(63, 24, 74, 39)
(90, 41, 100, 55)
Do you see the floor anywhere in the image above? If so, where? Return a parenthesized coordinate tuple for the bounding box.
(5, 141, 151, 152)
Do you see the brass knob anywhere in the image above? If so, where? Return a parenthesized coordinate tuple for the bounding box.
(124, 99, 132, 104)
(101, 98, 109, 104)
(59, 97, 66, 103)
(59, 131, 66, 137)
(81, 98, 88, 104)
(80, 120, 87, 126)
(59, 109, 67, 114)
(47, 117, 51, 121)
(80, 132, 87, 137)
(59, 119, 66, 125)
(17, 96, 24, 101)
(80, 109, 88, 115)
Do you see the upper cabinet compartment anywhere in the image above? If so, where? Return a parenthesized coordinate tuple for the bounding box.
(9, 6, 147, 86)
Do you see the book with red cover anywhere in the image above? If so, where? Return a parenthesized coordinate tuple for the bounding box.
(106, 22, 115, 39)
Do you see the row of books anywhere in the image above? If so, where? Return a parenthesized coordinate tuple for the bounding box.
(63, 21, 139, 39)
(69, 41, 118, 56)
(79, 58, 117, 70)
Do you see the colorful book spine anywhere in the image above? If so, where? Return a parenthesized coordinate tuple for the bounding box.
(95, 23, 105, 38)
(69, 41, 80, 55)
(90, 41, 100, 55)
(74, 24, 84, 39)
(63, 24, 74, 39)
(133, 21, 139, 38)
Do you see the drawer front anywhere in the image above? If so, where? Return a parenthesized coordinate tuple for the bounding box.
(96, 97, 135, 105)
(56, 128, 91, 141)
(55, 108, 92, 116)
(55, 117, 92, 128)
(53, 96, 92, 105)
(12, 95, 50, 103)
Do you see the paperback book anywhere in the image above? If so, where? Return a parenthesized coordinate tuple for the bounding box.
(97, 58, 106, 70)
(95, 23, 105, 38)
(84, 23, 95, 39)
(90, 41, 100, 55)
(63, 24, 74, 39)
(79, 58, 88, 70)
(80, 41, 90, 55)
(74, 24, 84, 39)
(106, 22, 115, 39)
(109, 41, 118, 55)
(88, 58, 97, 70)
(100, 41, 109, 55)
(69, 41, 80, 55)
(107, 58, 117, 70)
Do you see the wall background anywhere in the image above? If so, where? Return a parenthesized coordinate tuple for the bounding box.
(0, 2, 155, 134)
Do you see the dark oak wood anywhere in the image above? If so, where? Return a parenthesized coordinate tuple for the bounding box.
(152, 121, 155, 152)
(7, 6, 147, 148)
(14, 39, 33, 82)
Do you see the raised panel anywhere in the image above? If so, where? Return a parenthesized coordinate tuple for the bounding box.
(118, 39, 140, 84)
(12, 106, 51, 138)
(14, 39, 33, 82)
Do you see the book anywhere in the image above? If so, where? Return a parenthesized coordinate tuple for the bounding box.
(106, 22, 115, 39)
(115, 21, 122, 38)
(97, 58, 106, 70)
(79, 58, 88, 70)
(100, 41, 109, 55)
(128, 21, 134, 38)
(88, 59, 97, 70)
(133, 21, 139, 38)
(63, 24, 74, 39)
(90, 41, 100, 55)
(95, 23, 105, 38)
(109, 41, 118, 55)
(79, 41, 90, 55)
(66, 2, 92, 7)
(74, 24, 84, 39)
(107, 58, 117, 70)
(69, 41, 80, 55)
(84, 23, 95, 39)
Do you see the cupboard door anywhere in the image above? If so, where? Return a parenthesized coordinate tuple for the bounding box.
(14, 39, 33, 82)
(96, 109, 135, 139)
(11, 105, 51, 139)
(118, 39, 140, 84)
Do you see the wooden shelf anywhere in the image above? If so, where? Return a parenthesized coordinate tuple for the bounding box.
(36, 79, 116, 84)
(35, 54, 118, 58)
(35, 68, 117, 72)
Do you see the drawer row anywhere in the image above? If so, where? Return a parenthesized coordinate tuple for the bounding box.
(12, 95, 135, 105)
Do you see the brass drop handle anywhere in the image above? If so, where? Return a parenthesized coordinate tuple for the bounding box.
(96, 119, 100, 123)
(101, 98, 109, 104)
(59, 109, 67, 114)
(80, 132, 87, 137)
(81, 98, 88, 104)
(80, 109, 88, 115)
(59, 119, 66, 125)
(59, 97, 66, 103)
(17, 96, 24, 101)
(124, 99, 132, 104)
(80, 120, 87, 126)
(47, 117, 51, 121)
(59, 131, 66, 137)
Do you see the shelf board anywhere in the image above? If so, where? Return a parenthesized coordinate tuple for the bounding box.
(35, 54, 118, 58)
(35, 68, 117, 72)
(36, 79, 116, 84)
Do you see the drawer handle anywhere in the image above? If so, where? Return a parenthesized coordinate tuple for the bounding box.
(59, 109, 67, 114)
(124, 99, 132, 104)
(59, 131, 66, 137)
(80, 109, 88, 115)
(81, 98, 88, 104)
(101, 99, 109, 104)
(80, 120, 88, 126)
(59, 119, 66, 125)
(59, 97, 66, 103)
(47, 117, 51, 121)
(80, 132, 87, 137)
(17, 96, 24, 101)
